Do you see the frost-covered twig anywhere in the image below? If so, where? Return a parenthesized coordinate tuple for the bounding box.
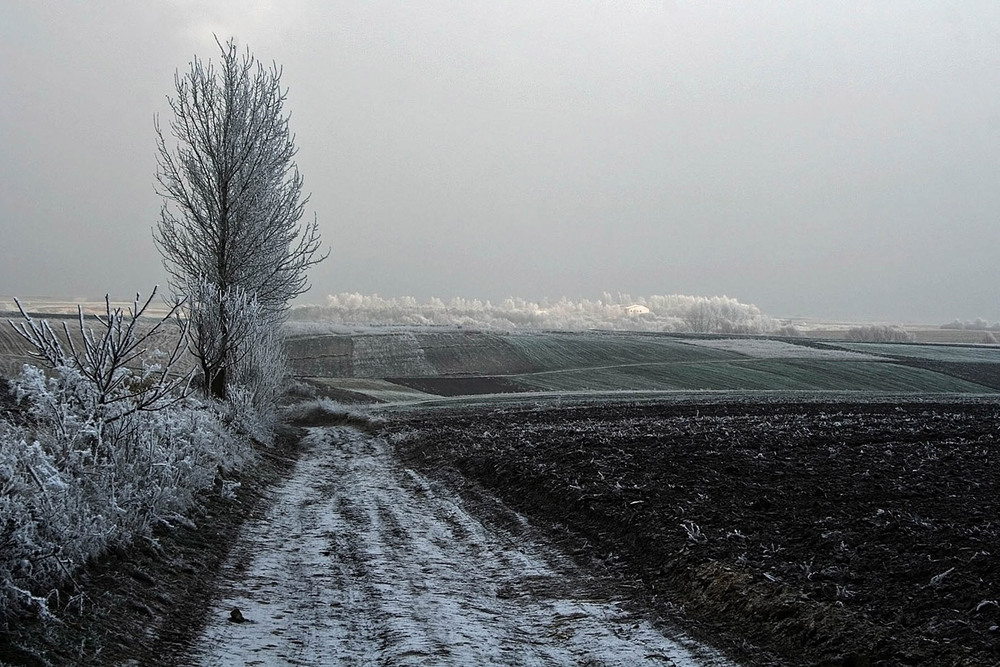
(10, 288, 194, 433)
(10, 298, 71, 368)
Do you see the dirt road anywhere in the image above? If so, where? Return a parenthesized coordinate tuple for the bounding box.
(187, 426, 736, 666)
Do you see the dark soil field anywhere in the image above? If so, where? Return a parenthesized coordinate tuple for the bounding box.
(391, 397, 1000, 666)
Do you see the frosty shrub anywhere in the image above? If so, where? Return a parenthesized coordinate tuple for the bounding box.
(0, 293, 253, 624)
(182, 279, 287, 444)
(9, 291, 192, 453)
(846, 325, 916, 343)
(773, 324, 803, 338)
(0, 382, 249, 623)
(225, 319, 287, 445)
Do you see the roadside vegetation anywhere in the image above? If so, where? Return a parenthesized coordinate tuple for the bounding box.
(0, 293, 252, 626)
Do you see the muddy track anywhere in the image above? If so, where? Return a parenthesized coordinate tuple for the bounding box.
(188, 427, 736, 666)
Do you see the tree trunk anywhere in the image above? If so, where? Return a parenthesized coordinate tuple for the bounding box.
(210, 365, 227, 400)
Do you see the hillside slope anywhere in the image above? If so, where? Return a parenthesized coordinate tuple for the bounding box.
(285, 330, 999, 402)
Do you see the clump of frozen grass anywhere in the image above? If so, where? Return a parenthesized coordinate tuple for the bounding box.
(282, 396, 346, 421)
(281, 397, 380, 429)
(284, 378, 319, 400)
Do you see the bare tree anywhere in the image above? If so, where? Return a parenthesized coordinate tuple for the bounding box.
(154, 37, 326, 398)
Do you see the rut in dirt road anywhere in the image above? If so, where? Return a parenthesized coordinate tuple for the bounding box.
(188, 427, 737, 666)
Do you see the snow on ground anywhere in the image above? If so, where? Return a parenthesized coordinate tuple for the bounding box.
(682, 338, 883, 360)
(188, 427, 737, 666)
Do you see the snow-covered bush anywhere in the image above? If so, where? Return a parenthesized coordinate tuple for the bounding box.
(181, 279, 290, 440)
(225, 322, 286, 445)
(846, 325, 915, 343)
(0, 292, 253, 624)
(9, 291, 192, 447)
(0, 377, 248, 623)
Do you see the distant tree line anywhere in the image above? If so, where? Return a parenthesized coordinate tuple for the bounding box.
(940, 318, 1000, 332)
(290, 293, 778, 335)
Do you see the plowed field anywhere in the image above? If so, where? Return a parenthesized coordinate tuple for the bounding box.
(391, 398, 1000, 665)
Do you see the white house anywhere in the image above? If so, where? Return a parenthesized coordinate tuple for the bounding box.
(624, 304, 651, 316)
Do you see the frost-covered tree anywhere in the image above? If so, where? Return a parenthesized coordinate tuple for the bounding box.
(154, 37, 326, 399)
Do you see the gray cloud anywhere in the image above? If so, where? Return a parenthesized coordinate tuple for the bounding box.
(2, 1, 999, 322)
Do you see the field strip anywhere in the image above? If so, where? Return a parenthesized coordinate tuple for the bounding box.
(311, 377, 437, 402)
(678, 338, 888, 360)
(837, 341, 1000, 362)
(501, 358, 886, 378)
(371, 390, 1000, 414)
(188, 427, 737, 666)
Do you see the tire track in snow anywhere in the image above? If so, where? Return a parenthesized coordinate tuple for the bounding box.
(189, 427, 737, 666)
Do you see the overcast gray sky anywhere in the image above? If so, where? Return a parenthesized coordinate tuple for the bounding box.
(2, 1, 999, 322)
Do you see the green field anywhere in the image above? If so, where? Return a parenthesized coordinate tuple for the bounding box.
(514, 358, 989, 393)
(503, 331, 742, 369)
(835, 342, 1000, 363)
(285, 331, 998, 402)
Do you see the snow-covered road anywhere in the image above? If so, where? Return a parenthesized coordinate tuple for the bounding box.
(188, 427, 737, 666)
